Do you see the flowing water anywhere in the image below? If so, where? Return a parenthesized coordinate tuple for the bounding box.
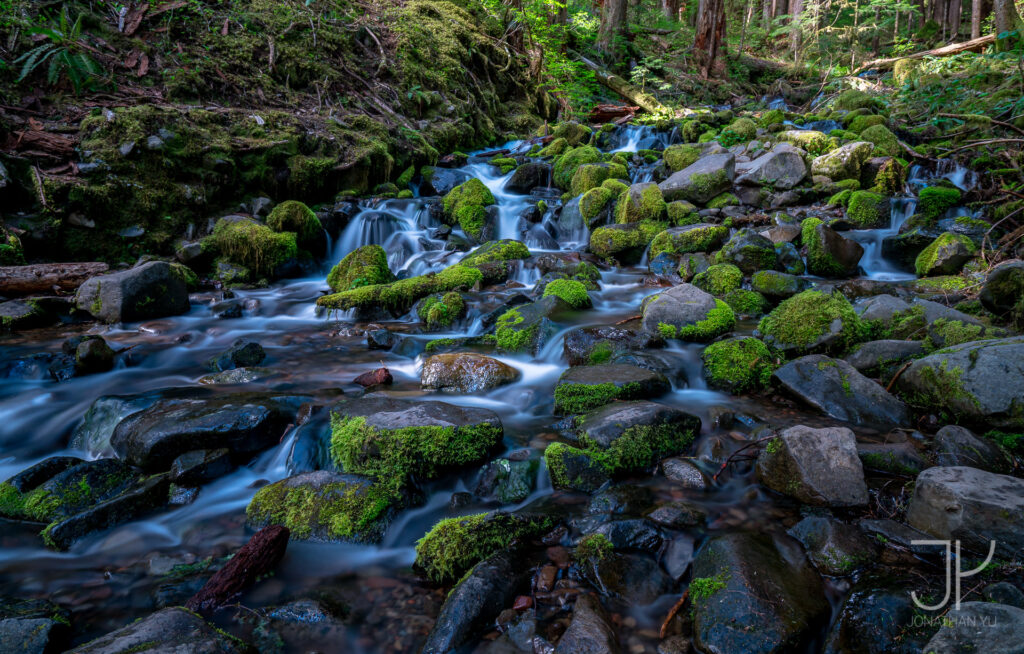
(0, 123, 976, 651)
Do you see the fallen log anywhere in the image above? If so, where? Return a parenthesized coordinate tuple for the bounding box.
(853, 33, 996, 74)
(0, 262, 109, 296)
(588, 103, 639, 124)
(186, 524, 289, 615)
(574, 54, 670, 115)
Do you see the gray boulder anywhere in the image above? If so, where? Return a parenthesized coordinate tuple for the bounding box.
(555, 593, 621, 654)
(923, 602, 1024, 654)
(756, 424, 869, 507)
(658, 153, 736, 203)
(844, 339, 925, 376)
(735, 142, 808, 189)
(810, 141, 874, 181)
(574, 400, 700, 449)
(934, 424, 1015, 474)
(772, 355, 911, 430)
(907, 466, 1024, 559)
(787, 515, 878, 576)
(640, 283, 727, 340)
(554, 365, 671, 414)
(0, 598, 70, 654)
(75, 261, 190, 323)
(504, 162, 550, 193)
(73, 607, 246, 653)
(421, 353, 520, 393)
(981, 260, 1024, 319)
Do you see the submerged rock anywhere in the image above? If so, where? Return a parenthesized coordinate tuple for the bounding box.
(206, 339, 266, 371)
(756, 424, 869, 507)
(420, 353, 520, 393)
(553, 365, 671, 414)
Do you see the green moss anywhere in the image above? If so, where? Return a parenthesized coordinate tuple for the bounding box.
(575, 533, 613, 562)
(982, 430, 1024, 455)
(802, 217, 848, 277)
(692, 263, 743, 296)
(834, 90, 878, 111)
(538, 138, 568, 157)
(588, 341, 615, 365)
(543, 279, 591, 309)
(648, 225, 728, 259)
(589, 221, 666, 261)
(690, 571, 730, 602)
(658, 322, 679, 340)
(492, 307, 537, 352)
(418, 292, 466, 328)
(425, 338, 459, 353)
(724, 289, 769, 316)
(914, 232, 976, 276)
(580, 187, 613, 223)
(443, 178, 496, 241)
(554, 382, 632, 414)
(570, 164, 610, 196)
(489, 157, 517, 174)
(460, 239, 530, 267)
(553, 146, 601, 190)
(663, 144, 701, 172)
(686, 169, 730, 202)
(601, 178, 628, 195)
(908, 359, 981, 413)
(674, 299, 736, 342)
(415, 512, 552, 584)
(0, 482, 26, 518)
(266, 200, 322, 245)
(917, 186, 962, 220)
(666, 201, 699, 226)
(702, 337, 775, 393)
(758, 289, 864, 352)
(928, 318, 991, 349)
(205, 219, 298, 278)
(396, 165, 416, 188)
(245, 475, 395, 542)
(846, 191, 889, 228)
(860, 125, 900, 157)
(706, 192, 739, 209)
(550, 122, 593, 145)
(717, 117, 757, 147)
(615, 183, 667, 224)
(828, 189, 853, 207)
(327, 244, 395, 292)
(317, 264, 482, 313)
(760, 109, 785, 127)
(848, 114, 886, 134)
(548, 422, 696, 482)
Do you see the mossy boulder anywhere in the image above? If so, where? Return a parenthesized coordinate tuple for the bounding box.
(542, 279, 592, 309)
(420, 353, 520, 392)
(553, 364, 671, 415)
(893, 58, 922, 85)
(724, 289, 769, 316)
(847, 114, 886, 134)
(316, 263, 483, 315)
(553, 146, 602, 189)
(715, 228, 777, 274)
(845, 190, 891, 229)
(648, 224, 729, 259)
(579, 187, 614, 225)
(758, 289, 865, 354)
(537, 137, 568, 157)
(778, 130, 833, 156)
(834, 90, 879, 111)
(570, 163, 616, 197)
(443, 178, 496, 242)
(666, 200, 699, 225)
(327, 244, 395, 293)
(641, 284, 736, 342)
(760, 109, 785, 127)
(810, 141, 874, 181)
(702, 337, 776, 393)
(692, 263, 743, 296)
(246, 471, 398, 543)
(914, 232, 976, 277)
(550, 121, 593, 146)
(615, 182, 667, 223)
(917, 186, 961, 220)
(494, 297, 562, 354)
(658, 153, 736, 204)
(0, 458, 139, 523)
(860, 125, 901, 157)
(718, 117, 757, 147)
(589, 221, 665, 263)
(267, 200, 323, 251)
(751, 270, 808, 298)
(75, 261, 191, 323)
(414, 511, 552, 584)
(205, 217, 299, 279)
(980, 261, 1024, 324)
(415, 292, 467, 329)
(459, 239, 531, 267)
(663, 144, 701, 172)
(802, 217, 864, 278)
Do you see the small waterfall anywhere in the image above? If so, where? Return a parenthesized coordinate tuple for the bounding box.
(850, 196, 917, 281)
(609, 125, 675, 152)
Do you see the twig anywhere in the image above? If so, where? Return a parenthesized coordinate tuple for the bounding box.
(940, 138, 1024, 158)
(659, 589, 689, 638)
(886, 361, 912, 393)
(937, 113, 1024, 138)
(712, 435, 777, 482)
(614, 314, 641, 325)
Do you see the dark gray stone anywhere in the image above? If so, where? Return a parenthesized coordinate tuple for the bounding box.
(75, 261, 190, 323)
(756, 424, 869, 507)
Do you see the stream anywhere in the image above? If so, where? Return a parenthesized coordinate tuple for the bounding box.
(0, 121, 979, 652)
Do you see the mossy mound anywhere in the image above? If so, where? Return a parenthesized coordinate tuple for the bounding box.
(860, 125, 900, 157)
(801, 217, 847, 278)
(416, 292, 467, 329)
(723, 289, 769, 316)
(846, 191, 890, 229)
(847, 114, 886, 134)
(549, 121, 593, 146)
(580, 187, 614, 224)
(414, 511, 552, 584)
(542, 279, 592, 309)
(760, 109, 785, 127)
(553, 364, 671, 414)
(666, 201, 700, 225)
(655, 299, 737, 342)
(615, 183, 667, 224)
(443, 178, 496, 241)
(267, 200, 322, 245)
(204, 218, 297, 279)
(718, 117, 757, 147)
(460, 240, 531, 267)
(648, 224, 729, 259)
(914, 232, 976, 277)
(871, 158, 906, 195)
(758, 290, 865, 353)
(553, 146, 602, 190)
(917, 186, 962, 220)
(317, 264, 482, 314)
(571, 163, 614, 197)
(834, 90, 879, 111)
(663, 144, 701, 172)
(589, 222, 666, 263)
(692, 263, 743, 296)
(0, 230, 25, 265)
(327, 244, 395, 293)
(702, 337, 776, 393)
(706, 192, 739, 209)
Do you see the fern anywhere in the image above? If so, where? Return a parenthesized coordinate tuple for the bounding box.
(13, 10, 104, 95)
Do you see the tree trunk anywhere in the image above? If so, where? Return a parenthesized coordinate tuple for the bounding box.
(947, 0, 963, 38)
(971, 0, 982, 37)
(740, 0, 755, 53)
(994, 0, 1024, 49)
(872, 6, 881, 54)
(0, 262, 109, 296)
(851, 0, 860, 68)
(575, 54, 672, 112)
(763, 0, 771, 31)
(852, 32, 997, 72)
(789, 0, 804, 61)
(694, 0, 727, 77)
(597, 0, 628, 54)
(662, 0, 680, 20)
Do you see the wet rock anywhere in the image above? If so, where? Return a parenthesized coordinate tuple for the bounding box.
(805, 220, 864, 277)
(75, 261, 190, 323)
(0, 299, 53, 331)
(934, 424, 1015, 474)
(554, 365, 671, 414)
(663, 533, 696, 580)
(844, 339, 925, 376)
(580, 551, 674, 604)
(1, 456, 82, 495)
(199, 367, 276, 385)
(756, 424, 869, 507)
(857, 518, 942, 556)
(574, 401, 700, 450)
(422, 167, 472, 196)
(822, 571, 938, 654)
(587, 519, 664, 552)
(111, 393, 305, 471)
(73, 607, 246, 653)
(773, 355, 910, 430)
(906, 466, 1024, 559)
(857, 440, 926, 475)
(44, 474, 171, 550)
(353, 367, 392, 387)
(1, 458, 140, 522)
(554, 593, 621, 654)
(735, 142, 807, 189)
(647, 500, 707, 529)
(366, 328, 395, 350)
(71, 335, 116, 374)
(716, 228, 777, 274)
(787, 515, 878, 576)
(247, 471, 396, 543)
(810, 141, 874, 182)
(170, 449, 235, 486)
(980, 260, 1024, 319)
(252, 599, 348, 653)
(660, 458, 709, 489)
(206, 338, 266, 371)
(658, 153, 736, 204)
(0, 598, 70, 654)
(494, 296, 562, 355)
(923, 602, 1024, 654)
(641, 283, 731, 341)
(586, 485, 654, 516)
(774, 241, 805, 276)
(422, 551, 531, 654)
(563, 325, 660, 366)
(505, 162, 551, 193)
(895, 336, 1024, 429)
(474, 456, 537, 504)
(984, 582, 1024, 608)
(852, 293, 910, 323)
(71, 392, 172, 456)
(691, 532, 827, 654)
(421, 353, 520, 393)
(750, 270, 808, 299)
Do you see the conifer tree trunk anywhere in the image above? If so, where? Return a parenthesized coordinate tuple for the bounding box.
(790, 0, 804, 60)
(971, 0, 982, 37)
(597, 0, 628, 54)
(694, 0, 727, 77)
(994, 0, 1024, 45)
